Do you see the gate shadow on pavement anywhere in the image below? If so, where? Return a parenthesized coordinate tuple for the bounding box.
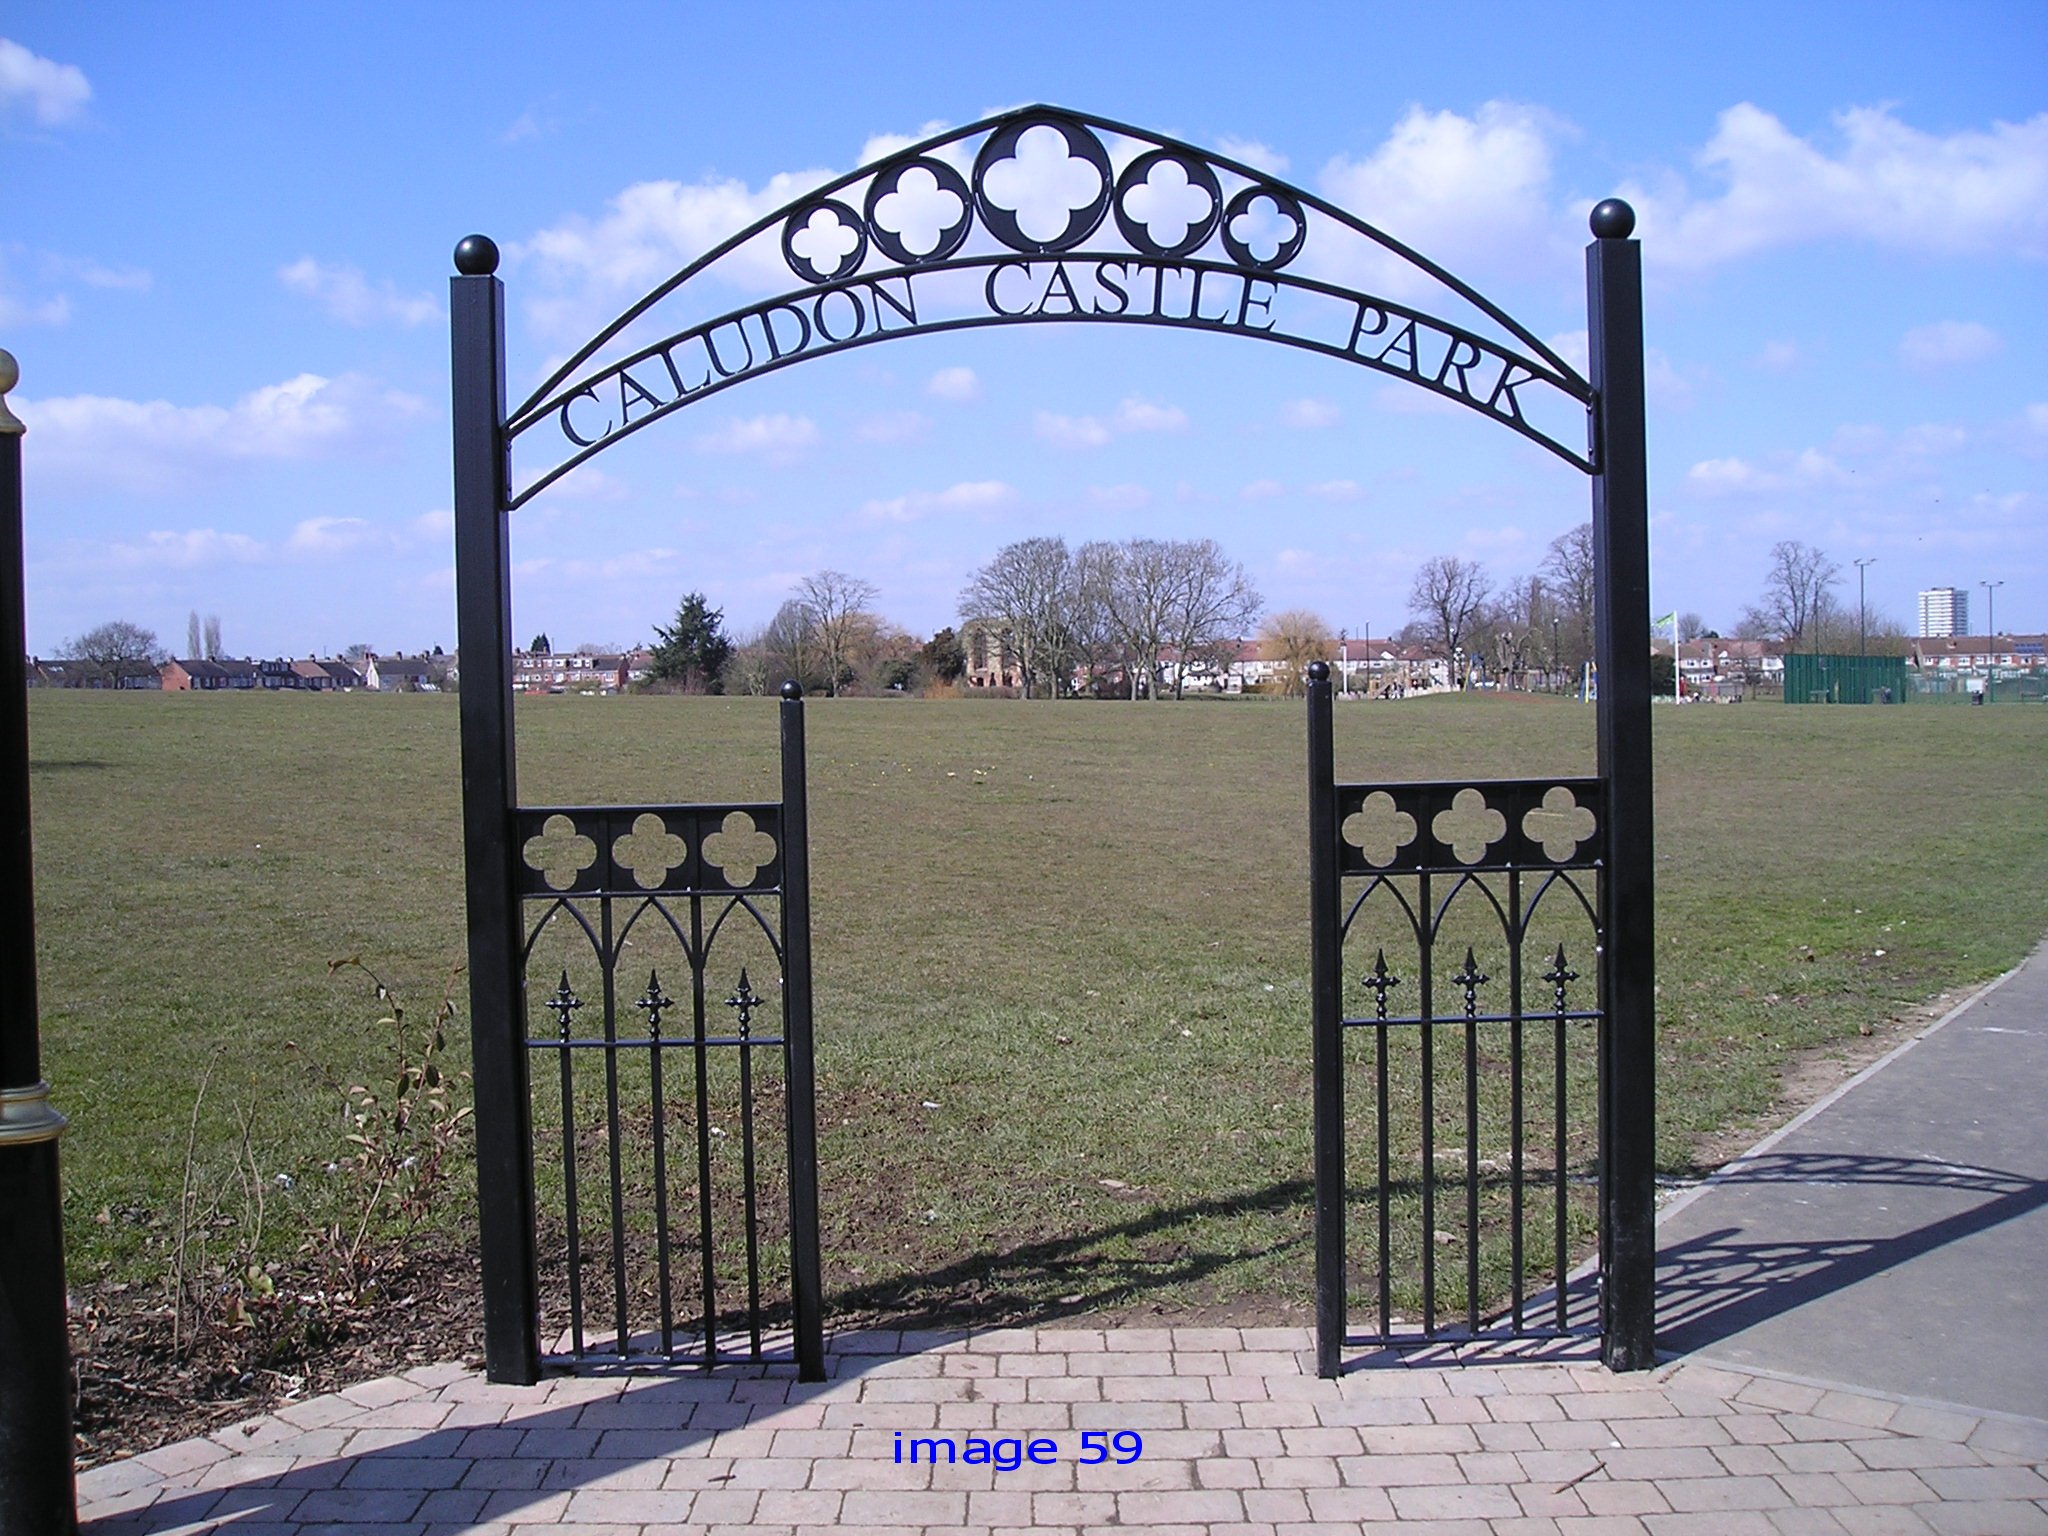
(1656, 1149, 2048, 1354)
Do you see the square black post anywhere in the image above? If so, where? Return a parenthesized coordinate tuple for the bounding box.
(451, 238, 541, 1383)
(1305, 661, 1345, 1377)
(777, 684, 825, 1380)
(1586, 202, 1657, 1371)
(0, 351, 79, 1535)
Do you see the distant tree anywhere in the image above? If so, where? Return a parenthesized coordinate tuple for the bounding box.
(1677, 611, 1706, 642)
(1742, 541, 1840, 649)
(958, 537, 1073, 699)
(647, 592, 733, 693)
(186, 610, 202, 660)
(343, 642, 373, 663)
(1258, 609, 1335, 695)
(203, 614, 223, 660)
(759, 599, 823, 693)
(66, 620, 163, 689)
(920, 627, 967, 682)
(1161, 539, 1262, 700)
(794, 570, 880, 697)
(530, 632, 551, 654)
(1407, 555, 1493, 678)
(1540, 522, 1596, 675)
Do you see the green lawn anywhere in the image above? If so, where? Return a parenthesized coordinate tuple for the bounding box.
(30, 690, 2048, 1329)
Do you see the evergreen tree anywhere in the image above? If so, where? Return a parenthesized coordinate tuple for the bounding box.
(649, 592, 733, 693)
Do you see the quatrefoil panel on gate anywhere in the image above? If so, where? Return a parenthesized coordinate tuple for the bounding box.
(611, 812, 688, 890)
(1431, 787, 1509, 865)
(522, 813, 597, 892)
(1522, 785, 1600, 863)
(700, 809, 778, 888)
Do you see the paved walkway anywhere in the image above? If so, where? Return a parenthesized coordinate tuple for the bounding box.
(78, 947, 2048, 1533)
(79, 1327, 2048, 1534)
(1658, 940, 2048, 1421)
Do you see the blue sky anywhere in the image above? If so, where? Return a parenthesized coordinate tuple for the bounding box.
(5, 2, 2043, 658)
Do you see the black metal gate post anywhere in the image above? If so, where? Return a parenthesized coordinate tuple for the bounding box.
(1306, 663, 1345, 1378)
(451, 237, 542, 1384)
(777, 683, 825, 1380)
(0, 350, 80, 1535)
(1586, 201, 1657, 1371)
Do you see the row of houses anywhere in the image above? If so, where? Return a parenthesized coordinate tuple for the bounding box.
(510, 649, 653, 695)
(28, 653, 450, 691)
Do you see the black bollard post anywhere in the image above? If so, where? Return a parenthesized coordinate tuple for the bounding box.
(0, 348, 81, 1534)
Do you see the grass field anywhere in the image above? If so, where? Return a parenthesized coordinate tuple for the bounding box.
(29, 689, 2048, 1331)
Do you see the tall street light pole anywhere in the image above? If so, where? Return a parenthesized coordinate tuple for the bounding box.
(1981, 579, 2002, 703)
(1854, 557, 1876, 657)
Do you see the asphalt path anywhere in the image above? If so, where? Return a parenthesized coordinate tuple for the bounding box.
(1656, 939, 2048, 1419)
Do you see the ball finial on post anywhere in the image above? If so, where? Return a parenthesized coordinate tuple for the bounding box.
(1589, 199, 1636, 240)
(1307, 660, 1330, 684)
(779, 680, 803, 701)
(0, 348, 24, 437)
(453, 235, 501, 276)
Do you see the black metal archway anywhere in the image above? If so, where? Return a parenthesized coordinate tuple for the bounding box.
(450, 105, 1656, 1384)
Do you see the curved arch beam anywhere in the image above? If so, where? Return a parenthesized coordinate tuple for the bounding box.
(503, 104, 1595, 506)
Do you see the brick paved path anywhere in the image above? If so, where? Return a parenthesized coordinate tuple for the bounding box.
(79, 1327, 2048, 1534)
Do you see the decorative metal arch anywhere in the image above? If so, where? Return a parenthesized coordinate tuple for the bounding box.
(450, 104, 1657, 1385)
(485, 106, 1596, 506)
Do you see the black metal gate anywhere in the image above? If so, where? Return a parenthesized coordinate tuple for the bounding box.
(511, 686, 822, 1372)
(450, 106, 1657, 1385)
(1307, 683, 1611, 1365)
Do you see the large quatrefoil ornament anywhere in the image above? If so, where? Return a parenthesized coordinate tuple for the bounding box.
(782, 199, 867, 284)
(1113, 150, 1222, 258)
(1522, 786, 1598, 862)
(612, 812, 687, 890)
(1432, 788, 1508, 865)
(701, 811, 776, 887)
(866, 156, 973, 265)
(523, 813, 597, 892)
(974, 118, 1113, 253)
(1341, 791, 1418, 869)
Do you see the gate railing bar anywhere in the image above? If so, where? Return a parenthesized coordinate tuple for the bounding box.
(1508, 869, 1526, 1333)
(543, 971, 586, 1356)
(689, 895, 718, 1366)
(778, 684, 826, 1382)
(1366, 949, 1397, 1340)
(600, 900, 629, 1355)
(1455, 946, 1486, 1334)
(636, 970, 676, 1356)
(1306, 664, 1344, 1378)
(1418, 867, 1435, 1337)
(1342, 1011, 1599, 1028)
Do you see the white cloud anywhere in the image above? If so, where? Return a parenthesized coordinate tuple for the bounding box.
(39, 253, 151, 291)
(1755, 340, 1803, 372)
(1034, 410, 1113, 449)
(855, 409, 930, 443)
(1214, 135, 1289, 175)
(108, 528, 266, 570)
(692, 413, 818, 455)
(279, 258, 439, 328)
(1900, 321, 2003, 369)
(0, 38, 90, 126)
(516, 165, 836, 343)
(1319, 101, 1568, 288)
(1625, 103, 2048, 268)
(286, 516, 383, 557)
(1306, 479, 1365, 502)
(927, 366, 981, 401)
(0, 289, 67, 327)
(19, 373, 424, 493)
(1687, 449, 1852, 496)
(1240, 479, 1285, 500)
(1281, 397, 1341, 429)
(1087, 484, 1152, 511)
(1113, 397, 1187, 433)
(859, 479, 1015, 523)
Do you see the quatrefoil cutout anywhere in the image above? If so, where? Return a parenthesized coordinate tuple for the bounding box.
(981, 124, 1108, 244)
(523, 813, 597, 892)
(782, 199, 867, 284)
(701, 810, 776, 887)
(612, 813, 687, 890)
(871, 164, 967, 259)
(1432, 788, 1508, 865)
(1341, 791, 1418, 868)
(1522, 786, 1598, 862)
